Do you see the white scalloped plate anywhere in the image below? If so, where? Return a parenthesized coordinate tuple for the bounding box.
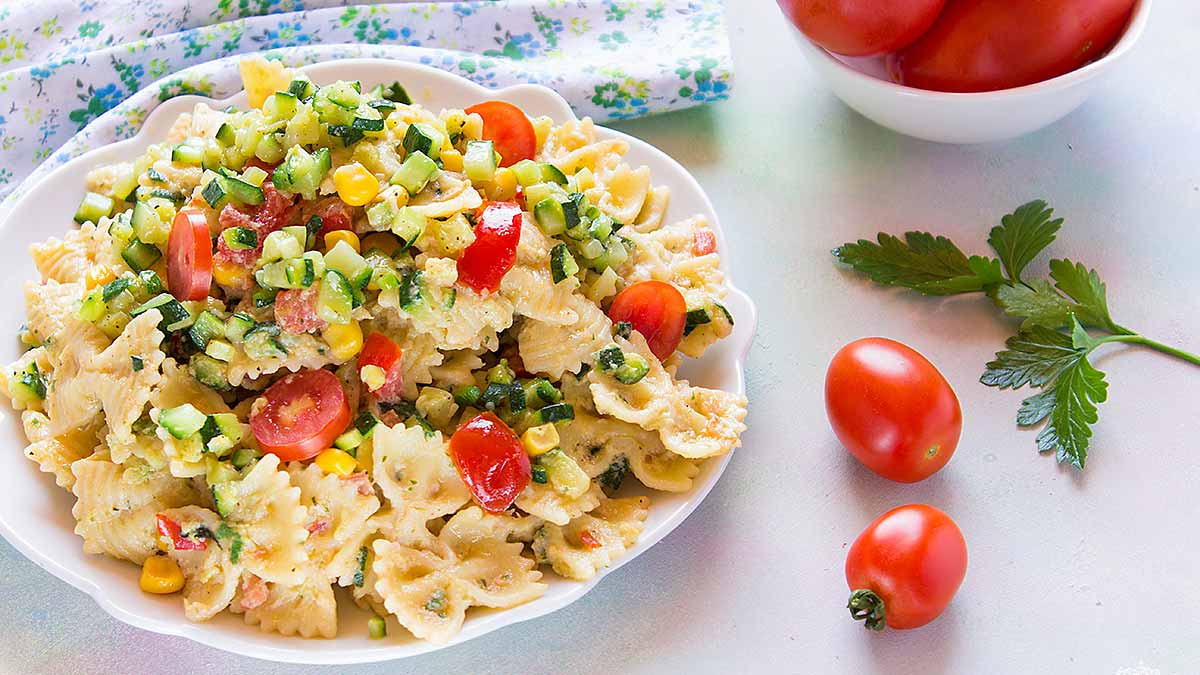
(0, 59, 756, 664)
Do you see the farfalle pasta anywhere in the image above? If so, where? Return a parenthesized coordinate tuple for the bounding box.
(3, 57, 747, 644)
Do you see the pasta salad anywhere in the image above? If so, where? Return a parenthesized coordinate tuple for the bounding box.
(3, 57, 747, 644)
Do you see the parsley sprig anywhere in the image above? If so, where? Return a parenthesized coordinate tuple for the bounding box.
(834, 200, 1200, 469)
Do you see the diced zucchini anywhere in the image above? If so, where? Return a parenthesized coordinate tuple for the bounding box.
(221, 227, 258, 250)
(549, 243, 579, 283)
(614, 353, 649, 385)
(190, 353, 230, 391)
(230, 447, 260, 469)
(317, 270, 354, 324)
(223, 174, 265, 206)
(171, 143, 205, 166)
(272, 145, 331, 200)
(416, 387, 458, 428)
(252, 288, 277, 308)
(260, 229, 305, 263)
(265, 91, 298, 121)
(78, 288, 106, 322)
(684, 307, 712, 336)
(132, 293, 189, 331)
(522, 182, 567, 210)
(242, 323, 287, 360)
(138, 270, 165, 298)
(391, 207, 425, 249)
(212, 482, 238, 517)
(531, 465, 548, 484)
(354, 410, 379, 437)
(159, 404, 207, 439)
(205, 339, 235, 362)
(74, 192, 114, 224)
(540, 163, 568, 185)
(326, 124, 365, 147)
(402, 123, 442, 157)
(7, 362, 46, 406)
(390, 151, 438, 195)
(589, 213, 615, 241)
(121, 240, 162, 272)
(224, 313, 256, 343)
(510, 159, 542, 187)
(324, 240, 369, 282)
(463, 140, 497, 183)
(352, 112, 385, 132)
(215, 122, 236, 146)
(288, 78, 315, 100)
(255, 134, 285, 164)
(368, 616, 387, 640)
(594, 344, 625, 372)
(534, 402, 575, 425)
(334, 428, 364, 451)
(578, 238, 605, 261)
(537, 449, 590, 498)
(381, 81, 412, 105)
(187, 310, 226, 350)
(453, 385, 481, 407)
(130, 202, 167, 245)
(201, 176, 229, 209)
(533, 198, 567, 236)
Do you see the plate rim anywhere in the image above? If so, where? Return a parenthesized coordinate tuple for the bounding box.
(0, 58, 757, 664)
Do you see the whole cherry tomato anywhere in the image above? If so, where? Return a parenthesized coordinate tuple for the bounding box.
(167, 208, 213, 301)
(448, 412, 530, 513)
(846, 504, 967, 630)
(456, 201, 522, 293)
(777, 0, 946, 57)
(465, 101, 537, 167)
(825, 337, 961, 483)
(607, 280, 687, 362)
(888, 0, 1137, 92)
(250, 369, 351, 462)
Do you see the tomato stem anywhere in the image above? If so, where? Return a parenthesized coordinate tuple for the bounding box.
(847, 589, 886, 631)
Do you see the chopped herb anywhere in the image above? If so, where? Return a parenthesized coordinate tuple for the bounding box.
(424, 589, 448, 617)
(354, 546, 368, 587)
(597, 455, 629, 494)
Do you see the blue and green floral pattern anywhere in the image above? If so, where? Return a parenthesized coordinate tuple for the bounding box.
(0, 1, 732, 206)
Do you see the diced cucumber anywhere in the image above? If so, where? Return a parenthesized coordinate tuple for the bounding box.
(533, 198, 567, 236)
(187, 310, 226, 350)
(190, 353, 230, 391)
(159, 404, 207, 439)
(221, 227, 257, 250)
(317, 270, 354, 324)
(402, 123, 443, 157)
(390, 151, 438, 195)
(549, 243, 579, 283)
(121, 240, 162, 272)
(463, 140, 497, 183)
(224, 313, 255, 343)
(171, 144, 205, 166)
(74, 192, 114, 224)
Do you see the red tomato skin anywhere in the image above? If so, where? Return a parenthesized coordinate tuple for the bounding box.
(888, 0, 1136, 92)
(250, 369, 351, 462)
(607, 280, 687, 362)
(464, 101, 537, 167)
(456, 202, 522, 293)
(845, 504, 967, 630)
(358, 332, 405, 401)
(777, 0, 946, 57)
(448, 412, 531, 513)
(167, 209, 214, 301)
(825, 338, 961, 483)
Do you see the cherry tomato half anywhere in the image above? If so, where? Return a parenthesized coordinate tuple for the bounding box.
(825, 338, 961, 483)
(250, 369, 351, 462)
(464, 100, 537, 167)
(358, 331, 404, 401)
(607, 280, 687, 362)
(777, 0, 946, 57)
(167, 208, 213, 301)
(888, 0, 1136, 92)
(846, 504, 967, 630)
(457, 201, 522, 293)
(448, 412, 530, 513)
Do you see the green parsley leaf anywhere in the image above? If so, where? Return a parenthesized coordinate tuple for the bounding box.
(987, 200, 1062, 283)
(991, 279, 1076, 330)
(1031, 357, 1109, 468)
(1049, 259, 1119, 332)
(980, 326, 1085, 390)
(833, 232, 1004, 296)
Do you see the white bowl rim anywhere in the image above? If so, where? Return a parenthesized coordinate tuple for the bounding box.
(0, 58, 758, 664)
(792, 0, 1153, 101)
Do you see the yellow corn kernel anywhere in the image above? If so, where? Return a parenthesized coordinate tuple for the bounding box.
(333, 163, 380, 207)
(360, 364, 386, 392)
(84, 265, 116, 290)
(361, 232, 402, 257)
(140, 554, 185, 594)
(521, 423, 560, 457)
(324, 230, 361, 253)
(212, 260, 249, 288)
(316, 448, 357, 477)
(322, 320, 364, 361)
(483, 167, 518, 201)
(440, 149, 464, 173)
(393, 187, 410, 208)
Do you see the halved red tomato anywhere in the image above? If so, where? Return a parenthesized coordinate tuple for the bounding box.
(465, 100, 536, 167)
(358, 332, 404, 400)
(448, 412, 530, 513)
(167, 209, 213, 301)
(456, 201, 522, 293)
(607, 280, 687, 361)
(250, 369, 351, 462)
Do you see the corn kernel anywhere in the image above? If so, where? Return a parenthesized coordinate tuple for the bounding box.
(483, 167, 518, 201)
(361, 232, 402, 257)
(140, 554, 185, 594)
(322, 320, 364, 361)
(84, 265, 116, 290)
(521, 423, 560, 457)
(440, 149, 464, 173)
(360, 364, 386, 392)
(333, 163, 381, 207)
(213, 260, 250, 288)
(393, 187, 410, 208)
(324, 230, 361, 253)
(316, 448, 357, 476)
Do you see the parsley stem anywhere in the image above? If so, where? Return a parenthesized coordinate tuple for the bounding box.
(1092, 334, 1200, 367)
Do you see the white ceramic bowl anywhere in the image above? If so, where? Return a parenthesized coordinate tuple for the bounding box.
(789, 0, 1152, 144)
(0, 59, 757, 664)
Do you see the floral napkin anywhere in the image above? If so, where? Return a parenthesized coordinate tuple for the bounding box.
(0, 0, 732, 207)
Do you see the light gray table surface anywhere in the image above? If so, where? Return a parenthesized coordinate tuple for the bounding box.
(3, 3, 1198, 674)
